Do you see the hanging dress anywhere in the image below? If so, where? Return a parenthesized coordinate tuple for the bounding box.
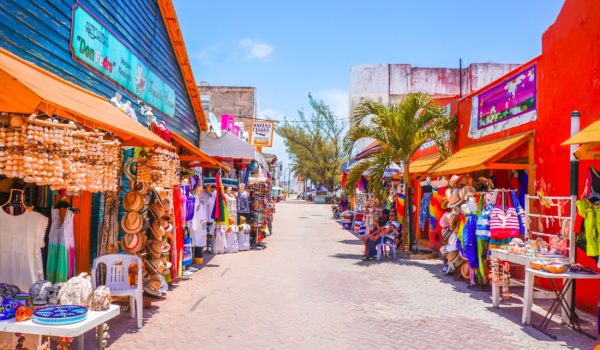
(225, 193, 237, 225)
(46, 209, 75, 283)
(189, 193, 208, 248)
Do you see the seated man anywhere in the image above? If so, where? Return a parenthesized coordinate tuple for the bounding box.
(362, 210, 401, 261)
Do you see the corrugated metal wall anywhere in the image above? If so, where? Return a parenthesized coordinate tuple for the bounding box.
(0, 0, 199, 142)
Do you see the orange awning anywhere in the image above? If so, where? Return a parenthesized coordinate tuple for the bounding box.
(429, 132, 532, 175)
(171, 131, 230, 172)
(409, 155, 440, 175)
(561, 119, 600, 160)
(0, 48, 173, 149)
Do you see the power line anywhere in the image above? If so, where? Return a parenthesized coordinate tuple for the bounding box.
(231, 114, 350, 124)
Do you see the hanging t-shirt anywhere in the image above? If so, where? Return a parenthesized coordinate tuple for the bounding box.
(0, 210, 48, 291)
(237, 191, 250, 214)
(204, 192, 216, 223)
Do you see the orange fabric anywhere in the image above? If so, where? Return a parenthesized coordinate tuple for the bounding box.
(0, 48, 173, 149)
(71, 193, 92, 274)
(409, 155, 440, 175)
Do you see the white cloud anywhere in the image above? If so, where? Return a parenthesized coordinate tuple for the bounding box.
(257, 108, 281, 120)
(315, 89, 349, 118)
(239, 39, 273, 61)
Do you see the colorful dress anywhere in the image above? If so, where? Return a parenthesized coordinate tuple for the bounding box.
(46, 209, 75, 283)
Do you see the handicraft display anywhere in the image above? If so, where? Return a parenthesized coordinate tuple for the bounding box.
(0, 114, 121, 192)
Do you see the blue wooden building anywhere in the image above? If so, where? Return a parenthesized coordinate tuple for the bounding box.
(0, 0, 205, 142)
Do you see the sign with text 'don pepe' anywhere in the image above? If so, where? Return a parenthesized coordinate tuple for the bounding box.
(70, 4, 176, 118)
(249, 121, 275, 147)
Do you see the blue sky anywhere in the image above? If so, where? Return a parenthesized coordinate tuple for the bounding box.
(174, 0, 564, 175)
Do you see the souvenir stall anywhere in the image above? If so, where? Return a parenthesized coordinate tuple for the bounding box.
(247, 176, 272, 249)
(0, 46, 183, 348)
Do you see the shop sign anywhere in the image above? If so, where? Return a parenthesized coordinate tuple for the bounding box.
(249, 121, 275, 147)
(221, 114, 235, 132)
(70, 4, 176, 118)
(469, 64, 537, 139)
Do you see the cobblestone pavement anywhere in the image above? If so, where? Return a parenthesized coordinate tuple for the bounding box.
(98, 201, 598, 350)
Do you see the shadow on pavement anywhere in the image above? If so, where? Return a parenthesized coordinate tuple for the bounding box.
(337, 229, 597, 349)
(337, 239, 363, 246)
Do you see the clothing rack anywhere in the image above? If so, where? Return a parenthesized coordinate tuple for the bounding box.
(524, 194, 576, 263)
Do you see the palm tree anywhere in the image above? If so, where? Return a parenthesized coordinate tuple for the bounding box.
(343, 93, 455, 250)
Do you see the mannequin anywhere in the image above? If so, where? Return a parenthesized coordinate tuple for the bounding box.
(123, 100, 138, 122)
(225, 187, 237, 225)
(189, 186, 208, 266)
(237, 183, 250, 224)
(110, 92, 123, 109)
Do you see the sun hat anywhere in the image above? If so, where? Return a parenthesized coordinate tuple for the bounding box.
(460, 186, 476, 201)
(447, 189, 463, 208)
(149, 202, 170, 221)
(161, 220, 173, 234)
(150, 221, 166, 240)
(123, 191, 145, 212)
(153, 186, 170, 206)
(135, 182, 150, 194)
(143, 275, 163, 297)
(147, 240, 165, 258)
(440, 212, 453, 228)
(449, 175, 463, 187)
(121, 231, 147, 254)
(121, 211, 148, 234)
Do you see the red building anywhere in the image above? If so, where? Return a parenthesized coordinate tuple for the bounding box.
(410, 0, 600, 312)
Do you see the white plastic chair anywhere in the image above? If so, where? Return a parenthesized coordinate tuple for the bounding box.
(376, 235, 397, 261)
(92, 254, 143, 328)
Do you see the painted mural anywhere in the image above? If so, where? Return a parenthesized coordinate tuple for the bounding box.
(469, 64, 537, 138)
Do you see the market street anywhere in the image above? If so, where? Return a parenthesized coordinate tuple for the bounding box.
(99, 200, 596, 350)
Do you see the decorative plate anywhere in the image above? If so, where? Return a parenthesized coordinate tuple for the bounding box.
(33, 305, 88, 325)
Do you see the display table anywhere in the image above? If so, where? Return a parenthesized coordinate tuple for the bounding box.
(489, 249, 568, 308)
(523, 268, 600, 339)
(0, 304, 119, 350)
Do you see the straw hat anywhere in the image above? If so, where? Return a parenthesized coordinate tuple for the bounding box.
(447, 189, 463, 208)
(460, 263, 471, 280)
(153, 187, 170, 206)
(147, 240, 165, 258)
(150, 221, 166, 240)
(123, 191, 145, 212)
(121, 212, 148, 234)
(449, 175, 463, 187)
(143, 274, 163, 297)
(121, 231, 147, 254)
(148, 258, 172, 275)
(149, 202, 170, 222)
(161, 220, 173, 234)
(460, 186, 476, 201)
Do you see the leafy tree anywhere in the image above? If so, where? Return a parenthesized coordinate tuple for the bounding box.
(343, 93, 455, 248)
(277, 94, 346, 192)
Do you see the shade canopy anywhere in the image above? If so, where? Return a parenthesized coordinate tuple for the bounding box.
(201, 132, 267, 169)
(430, 132, 532, 175)
(561, 119, 600, 160)
(409, 155, 441, 175)
(0, 48, 172, 149)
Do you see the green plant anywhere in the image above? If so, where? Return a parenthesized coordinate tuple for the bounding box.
(343, 93, 455, 248)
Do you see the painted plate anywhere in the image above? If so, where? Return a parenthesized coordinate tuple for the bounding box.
(33, 305, 88, 325)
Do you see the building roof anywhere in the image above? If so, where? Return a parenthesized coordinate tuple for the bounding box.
(157, 0, 207, 131)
